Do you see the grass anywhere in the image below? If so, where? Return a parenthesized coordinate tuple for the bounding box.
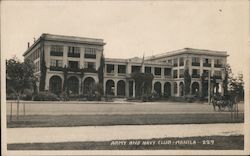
(7, 135, 244, 150)
(7, 113, 244, 128)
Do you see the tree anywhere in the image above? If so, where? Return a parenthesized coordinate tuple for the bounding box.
(184, 60, 191, 96)
(131, 72, 154, 99)
(6, 57, 35, 120)
(39, 58, 47, 91)
(97, 53, 105, 96)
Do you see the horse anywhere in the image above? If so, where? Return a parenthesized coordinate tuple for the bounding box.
(211, 94, 236, 111)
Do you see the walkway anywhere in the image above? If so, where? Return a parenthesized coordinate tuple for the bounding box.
(7, 123, 243, 144)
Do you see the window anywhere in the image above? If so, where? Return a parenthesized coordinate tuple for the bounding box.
(84, 48, 96, 59)
(214, 70, 222, 79)
(34, 61, 40, 72)
(50, 60, 63, 71)
(192, 69, 200, 78)
(154, 67, 161, 76)
(167, 60, 172, 65)
(118, 65, 126, 74)
(179, 69, 184, 78)
(50, 45, 63, 56)
(68, 46, 80, 57)
(202, 70, 209, 77)
(214, 59, 223, 68)
(131, 66, 141, 73)
(192, 57, 200, 66)
(164, 68, 171, 76)
(26, 49, 40, 61)
(179, 58, 184, 66)
(173, 58, 178, 67)
(68, 61, 79, 69)
(50, 59, 63, 67)
(203, 58, 211, 67)
(145, 67, 151, 74)
(106, 64, 114, 73)
(173, 70, 178, 78)
(85, 62, 95, 69)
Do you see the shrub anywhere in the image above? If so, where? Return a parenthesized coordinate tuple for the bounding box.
(33, 92, 60, 101)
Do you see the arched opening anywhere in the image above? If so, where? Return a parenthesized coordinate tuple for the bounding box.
(179, 82, 184, 96)
(154, 82, 162, 97)
(164, 82, 171, 97)
(106, 80, 115, 95)
(49, 75, 62, 94)
(83, 77, 95, 94)
(68, 76, 79, 94)
(117, 80, 125, 96)
(192, 82, 199, 95)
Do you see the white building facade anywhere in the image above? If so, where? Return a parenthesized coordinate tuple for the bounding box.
(23, 34, 228, 98)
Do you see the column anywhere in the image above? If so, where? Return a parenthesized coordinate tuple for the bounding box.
(161, 67, 164, 78)
(125, 80, 129, 98)
(133, 80, 135, 98)
(63, 46, 68, 67)
(177, 81, 180, 97)
(200, 57, 203, 75)
(171, 82, 174, 97)
(114, 80, 117, 96)
(103, 79, 106, 96)
(199, 81, 202, 97)
(151, 67, 155, 75)
(161, 82, 164, 95)
(80, 47, 84, 69)
(211, 59, 215, 76)
(114, 65, 118, 76)
(79, 77, 81, 95)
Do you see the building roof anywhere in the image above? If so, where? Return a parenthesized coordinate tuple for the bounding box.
(146, 48, 228, 61)
(23, 33, 105, 56)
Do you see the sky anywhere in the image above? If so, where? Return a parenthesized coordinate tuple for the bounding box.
(1, 1, 249, 75)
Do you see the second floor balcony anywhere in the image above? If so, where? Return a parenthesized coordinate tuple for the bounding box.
(192, 62, 200, 66)
(192, 74, 200, 78)
(50, 51, 63, 56)
(50, 66, 63, 71)
(203, 63, 211, 67)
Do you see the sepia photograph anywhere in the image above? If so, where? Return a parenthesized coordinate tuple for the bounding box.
(1, 0, 250, 155)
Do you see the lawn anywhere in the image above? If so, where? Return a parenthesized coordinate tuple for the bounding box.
(8, 135, 244, 150)
(7, 113, 244, 128)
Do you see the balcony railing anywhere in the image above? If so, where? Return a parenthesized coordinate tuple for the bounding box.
(50, 66, 63, 71)
(83, 68, 97, 73)
(203, 63, 211, 67)
(68, 67, 81, 72)
(68, 53, 80, 58)
(192, 74, 200, 78)
(192, 62, 200, 66)
(214, 75, 222, 79)
(214, 64, 222, 68)
(179, 62, 184, 66)
(50, 51, 63, 56)
(106, 73, 115, 76)
(118, 73, 126, 76)
(154, 75, 162, 78)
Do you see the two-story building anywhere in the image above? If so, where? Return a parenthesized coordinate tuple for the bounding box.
(23, 34, 228, 98)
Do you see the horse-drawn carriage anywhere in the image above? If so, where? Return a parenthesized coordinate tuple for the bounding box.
(211, 94, 238, 111)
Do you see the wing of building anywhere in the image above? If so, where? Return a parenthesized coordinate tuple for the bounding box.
(23, 34, 228, 98)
